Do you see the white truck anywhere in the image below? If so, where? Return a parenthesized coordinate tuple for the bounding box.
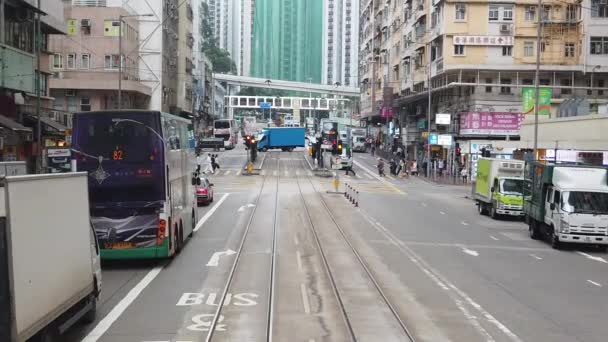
(350, 128, 366, 152)
(0, 173, 102, 341)
(525, 162, 608, 250)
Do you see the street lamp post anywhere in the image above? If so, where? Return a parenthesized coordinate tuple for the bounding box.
(118, 14, 153, 110)
(426, 40, 432, 178)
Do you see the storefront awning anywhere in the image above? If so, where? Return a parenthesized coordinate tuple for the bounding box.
(0, 115, 32, 133)
(38, 116, 68, 133)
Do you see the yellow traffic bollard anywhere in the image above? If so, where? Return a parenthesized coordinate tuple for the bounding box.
(247, 162, 254, 174)
(333, 173, 340, 192)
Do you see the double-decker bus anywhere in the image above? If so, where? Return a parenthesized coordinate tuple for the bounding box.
(72, 110, 197, 260)
(213, 119, 238, 149)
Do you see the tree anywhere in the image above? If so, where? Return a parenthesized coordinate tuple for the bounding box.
(201, 2, 236, 74)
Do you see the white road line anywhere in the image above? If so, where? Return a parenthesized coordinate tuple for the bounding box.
(439, 211, 446, 215)
(307, 171, 313, 176)
(576, 251, 608, 264)
(587, 280, 602, 287)
(261, 170, 267, 175)
(358, 209, 521, 342)
(461, 221, 469, 226)
(364, 173, 373, 179)
(194, 193, 230, 232)
(273, 170, 278, 176)
(82, 267, 163, 342)
(353, 160, 406, 195)
(530, 254, 543, 260)
(294, 236, 300, 245)
(284, 170, 289, 177)
(421, 202, 428, 207)
(462, 248, 479, 257)
(224, 170, 231, 176)
(490, 235, 499, 241)
(296, 170, 300, 176)
(300, 284, 311, 314)
(296, 250, 303, 272)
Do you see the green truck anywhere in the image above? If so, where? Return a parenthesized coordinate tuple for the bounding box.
(524, 162, 608, 249)
(474, 158, 525, 219)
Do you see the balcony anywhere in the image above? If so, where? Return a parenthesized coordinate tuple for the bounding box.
(431, 57, 443, 76)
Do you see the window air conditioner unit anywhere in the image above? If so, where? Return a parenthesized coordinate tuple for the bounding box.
(81, 19, 91, 27)
(66, 89, 76, 97)
(500, 24, 511, 33)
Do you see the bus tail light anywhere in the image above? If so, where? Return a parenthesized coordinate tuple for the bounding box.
(157, 218, 167, 246)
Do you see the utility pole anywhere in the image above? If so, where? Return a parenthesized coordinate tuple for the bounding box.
(426, 40, 432, 178)
(36, 0, 42, 173)
(533, 0, 543, 158)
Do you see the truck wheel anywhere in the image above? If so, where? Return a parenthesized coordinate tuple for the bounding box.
(262, 147, 268, 152)
(551, 232, 562, 250)
(288, 147, 294, 152)
(83, 295, 97, 324)
(477, 203, 486, 215)
(490, 205, 498, 219)
(529, 219, 541, 240)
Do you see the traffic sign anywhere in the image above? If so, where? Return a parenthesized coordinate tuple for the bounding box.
(429, 133, 438, 145)
(260, 102, 271, 109)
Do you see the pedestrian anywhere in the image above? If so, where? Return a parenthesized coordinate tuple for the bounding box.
(438, 159, 445, 177)
(377, 158, 385, 177)
(345, 164, 356, 176)
(396, 158, 403, 176)
(461, 167, 468, 184)
(211, 154, 220, 173)
(397, 145, 403, 159)
(411, 160, 418, 176)
(371, 144, 376, 156)
(422, 159, 428, 177)
(389, 159, 397, 176)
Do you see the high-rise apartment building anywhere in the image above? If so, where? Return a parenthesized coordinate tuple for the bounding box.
(359, 0, 608, 162)
(206, 0, 253, 76)
(251, 0, 323, 82)
(322, 0, 359, 86)
(176, 0, 194, 115)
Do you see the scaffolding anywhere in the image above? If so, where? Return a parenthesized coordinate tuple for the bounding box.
(539, 0, 583, 65)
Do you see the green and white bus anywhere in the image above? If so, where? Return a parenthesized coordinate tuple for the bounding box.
(72, 110, 198, 260)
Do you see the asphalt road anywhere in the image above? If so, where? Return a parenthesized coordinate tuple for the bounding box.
(64, 145, 608, 342)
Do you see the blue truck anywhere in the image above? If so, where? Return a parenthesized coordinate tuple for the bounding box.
(257, 127, 305, 152)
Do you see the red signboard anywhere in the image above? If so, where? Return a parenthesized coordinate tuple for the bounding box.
(459, 112, 524, 136)
(380, 106, 394, 119)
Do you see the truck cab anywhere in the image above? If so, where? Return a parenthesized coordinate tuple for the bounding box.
(491, 176, 525, 216)
(542, 185, 608, 247)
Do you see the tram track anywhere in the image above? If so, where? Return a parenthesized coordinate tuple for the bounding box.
(204, 151, 281, 342)
(293, 157, 416, 342)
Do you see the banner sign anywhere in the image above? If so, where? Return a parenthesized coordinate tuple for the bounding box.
(453, 35, 514, 46)
(522, 87, 552, 115)
(459, 112, 524, 136)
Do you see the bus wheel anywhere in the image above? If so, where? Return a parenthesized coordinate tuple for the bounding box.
(176, 223, 184, 254)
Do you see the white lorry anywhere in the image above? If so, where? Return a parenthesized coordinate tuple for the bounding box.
(525, 162, 608, 249)
(0, 173, 102, 341)
(350, 128, 366, 152)
(474, 158, 526, 219)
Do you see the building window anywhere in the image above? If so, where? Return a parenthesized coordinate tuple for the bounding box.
(540, 79, 551, 86)
(454, 45, 465, 55)
(3, 5, 35, 53)
(455, 4, 466, 20)
(67, 96, 78, 112)
(540, 41, 548, 53)
(81, 97, 91, 111)
(489, 6, 499, 21)
(542, 6, 551, 21)
(67, 53, 76, 69)
(590, 36, 608, 55)
(485, 78, 493, 93)
(599, 80, 605, 95)
(524, 42, 534, 57)
(522, 79, 534, 85)
(500, 78, 511, 94)
(565, 43, 576, 57)
(503, 6, 513, 21)
(52, 54, 63, 69)
(591, 0, 608, 18)
(502, 46, 512, 56)
(561, 79, 572, 94)
(525, 6, 536, 21)
(81, 54, 90, 69)
(104, 54, 120, 69)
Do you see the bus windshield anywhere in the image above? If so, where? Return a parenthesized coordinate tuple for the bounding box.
(73, 112, 165, 204)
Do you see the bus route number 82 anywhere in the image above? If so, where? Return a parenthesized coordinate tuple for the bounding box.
(112, 149, 124, 161)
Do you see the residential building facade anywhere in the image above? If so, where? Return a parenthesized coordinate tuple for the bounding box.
(322, 0, 359, 86)
(0, 0, 66, 166)
(49, 4, 151, 114)
(251, 0, 323, 83)
(176, 0, 194, 116)
(359, 0, 608, 164)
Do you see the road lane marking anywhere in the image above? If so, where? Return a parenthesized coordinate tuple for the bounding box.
(261, 170, 267, 175)
(530, 254, 543, 260)
(300, 284, 311, 314)
(576, 251, 608, 264)
(421, 202, 427, 207)
(364, 173, 373, 179)
(353, 160, 406, 195)
(587, 280, 602, 287)
(307, 171, 313, 176)
(284, 170, 289, 177)
(462, 248, 479, 256)
(82, 266, 164, 342)
(296, 170, 300, 176)
(224, 170, 231, 176)
(206, 249, 236, 267)
(194, 193, 230, 232)
(461, 221, 469, 226)
(294, 236, 300, 245)
(490, 236, 499, 241)
(358, 209, 521, 342)
(439, 211, 446, 215)
(296, 250, 303, 272)
(273, 170, 278, 176)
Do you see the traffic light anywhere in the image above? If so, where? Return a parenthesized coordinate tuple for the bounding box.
(337, 140, 343, 155)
